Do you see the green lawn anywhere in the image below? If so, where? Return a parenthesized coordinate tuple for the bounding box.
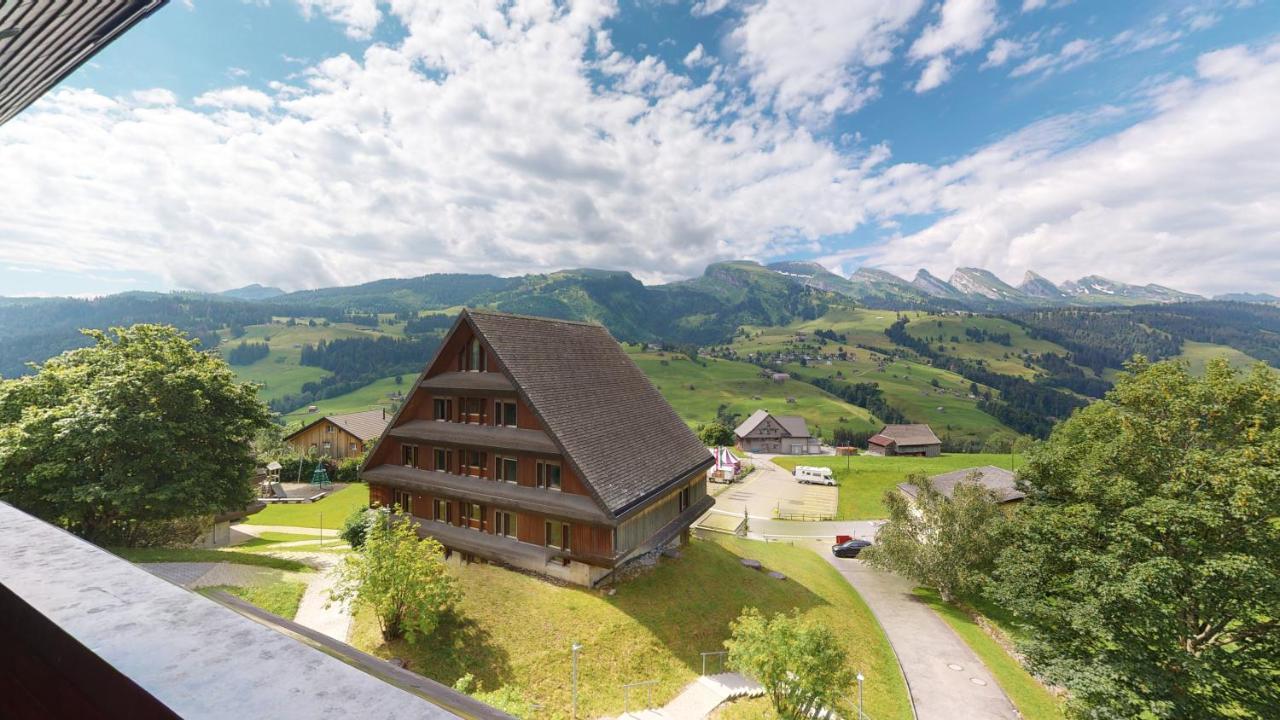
(245, 483, 370, 529)
(221, 321, 383, 402)
(109, 547, 313, 572)
(773, 453, 1022, 520)
(201, 580, 309, 620)
(280, 374, 407, 428)
(913, 588, 1063, 719)
(629, 351, 879, 434)
(350, 535, 912, 720)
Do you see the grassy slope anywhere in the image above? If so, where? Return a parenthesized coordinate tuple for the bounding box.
(351, 535, 912, 720)
(913, 588, 1063, 719)
(731, 309, 1021, 442)
(772, 454, 1021, 520)
(280, 374, 406, 427)
(902, 314, 1070, 379)
(245, 483, 370, 529)
(108, 547, 313, 572)
(1176, 340, 1261, 375)
(201, 581, 309, 620)
(629, 350, 879, 434)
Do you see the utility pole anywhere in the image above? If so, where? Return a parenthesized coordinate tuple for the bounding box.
(571, 642, 583, 720)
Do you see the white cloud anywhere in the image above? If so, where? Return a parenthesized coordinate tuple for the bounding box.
(683, 43, 710, 68)
(193, 86, 273, 111)
(730, 0, 924, 121)
(862, 42, 1280, 296)
(906, 0, 1000, 91)
(914, 57, 951, 93)
(1021, 0, 1046, 11)
(909, 0, 999, 59)
(293, 0, 381, 40)
(691, 0, 730, 17)
(0, 1, 883, 292)
(982, 38, 1024, 68)
(131, 88, 178, 105)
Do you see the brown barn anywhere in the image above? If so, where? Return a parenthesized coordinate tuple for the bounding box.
(865, 424, 942, 457)
(284, 409, 389, 460)
(360, 309, 714, 586)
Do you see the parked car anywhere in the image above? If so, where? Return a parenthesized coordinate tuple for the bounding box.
(831, 538, 872, 558)
(793, 465, 836, 486)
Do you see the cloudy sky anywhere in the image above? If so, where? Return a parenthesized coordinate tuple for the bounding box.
(0, 0, 1276, 297)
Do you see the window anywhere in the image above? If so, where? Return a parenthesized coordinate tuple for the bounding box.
(326, 424, 334, 434)
(537, 461, 562, 491)
(468, 502, 483, 523)
(545, 521, 570, 550)
(678, 486, 691, 512)
(460, 397, 485, 423)
(393, 489, 413, 515)
(434, 448, 452, 473)
(349, 442, 358, 454)
(433, 397, 453, 422)
(322, 440, 332, 451)
(496, 456, 519, 483)
(468, 337, 484, 371)
(494, 511, 516, 537)
(461, 449, 487, 476)
(433, 498, 450, 523)
(496, 400, 517, 427)
(401, 444, 419, 468)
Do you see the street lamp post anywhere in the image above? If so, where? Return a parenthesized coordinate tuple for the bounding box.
(571, 642, 583, 720)
(856, 672, 865, 719)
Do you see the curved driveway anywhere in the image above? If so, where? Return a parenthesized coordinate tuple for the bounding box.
(819, 545, 1017, 720)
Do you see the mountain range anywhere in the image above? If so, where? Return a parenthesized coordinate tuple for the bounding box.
(1, 259, 1275, 378)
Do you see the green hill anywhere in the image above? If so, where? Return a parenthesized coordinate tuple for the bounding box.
(627, 349, 879, 436)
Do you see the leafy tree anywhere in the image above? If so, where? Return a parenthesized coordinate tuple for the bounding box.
(0, 325, 271, 545)
(989, 358, 1280, 718)
(862, 471, 1008, 602)
(698, 420, 735, 447)
(725, 608, 855, 719)
(339, 505, 383, 550)
(330, 515, 460, 642)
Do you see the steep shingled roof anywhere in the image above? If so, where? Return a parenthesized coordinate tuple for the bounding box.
(286, 409, 389, 443)
(870, 423, 941, 447)
(466, 310, 712, 515)
(897, 465, 1025, 504)
(735, 409, 811, 439)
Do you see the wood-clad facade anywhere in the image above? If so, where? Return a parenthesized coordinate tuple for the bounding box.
(362, 310, 714, 586)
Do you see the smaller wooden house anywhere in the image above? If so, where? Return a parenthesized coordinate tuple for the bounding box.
(734, 410, 821, 455)
(284, 409, 389, 459)
(865, 424, 942, 457)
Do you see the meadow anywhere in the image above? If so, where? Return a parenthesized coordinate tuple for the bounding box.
(351, 534, 912, 720)
(628, 350, 879, 434)
(772, 453, 1022, 519)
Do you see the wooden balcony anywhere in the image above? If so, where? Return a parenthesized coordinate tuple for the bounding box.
(363, 464, 611, 524)
(389, 419, 559, 455)
(419, 371, 516, 394)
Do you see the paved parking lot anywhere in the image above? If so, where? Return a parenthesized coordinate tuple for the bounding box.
(709, 454, 837, 520)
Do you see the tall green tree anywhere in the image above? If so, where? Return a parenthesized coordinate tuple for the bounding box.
(862, 471, 1009, 601)
(330, 516, 460, 643)
(725, 608, 855, 720)
(697, 420, 735, 447)
(990, 358, 1280, 718)
(0, 325, 270, 544)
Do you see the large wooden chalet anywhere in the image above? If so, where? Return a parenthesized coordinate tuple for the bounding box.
(360, 309, 715, 586)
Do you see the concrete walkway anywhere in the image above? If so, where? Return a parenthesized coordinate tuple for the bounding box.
(603, 673, 763, 720)
(819, 545, 1017, 720)
(286, 552, 354, 642)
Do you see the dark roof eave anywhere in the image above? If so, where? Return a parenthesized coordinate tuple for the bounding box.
(610, 456, 714, 522)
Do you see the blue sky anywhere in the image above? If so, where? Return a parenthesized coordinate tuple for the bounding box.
(1, 0, 1278, 297)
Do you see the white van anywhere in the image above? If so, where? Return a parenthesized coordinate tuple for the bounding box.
(793, 466, 835, 486)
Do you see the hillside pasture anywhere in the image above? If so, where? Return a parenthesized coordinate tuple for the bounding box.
(280, 374, 407, 428)
(1176, 340, 1262, 375)
(628, 351, 879, 434)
